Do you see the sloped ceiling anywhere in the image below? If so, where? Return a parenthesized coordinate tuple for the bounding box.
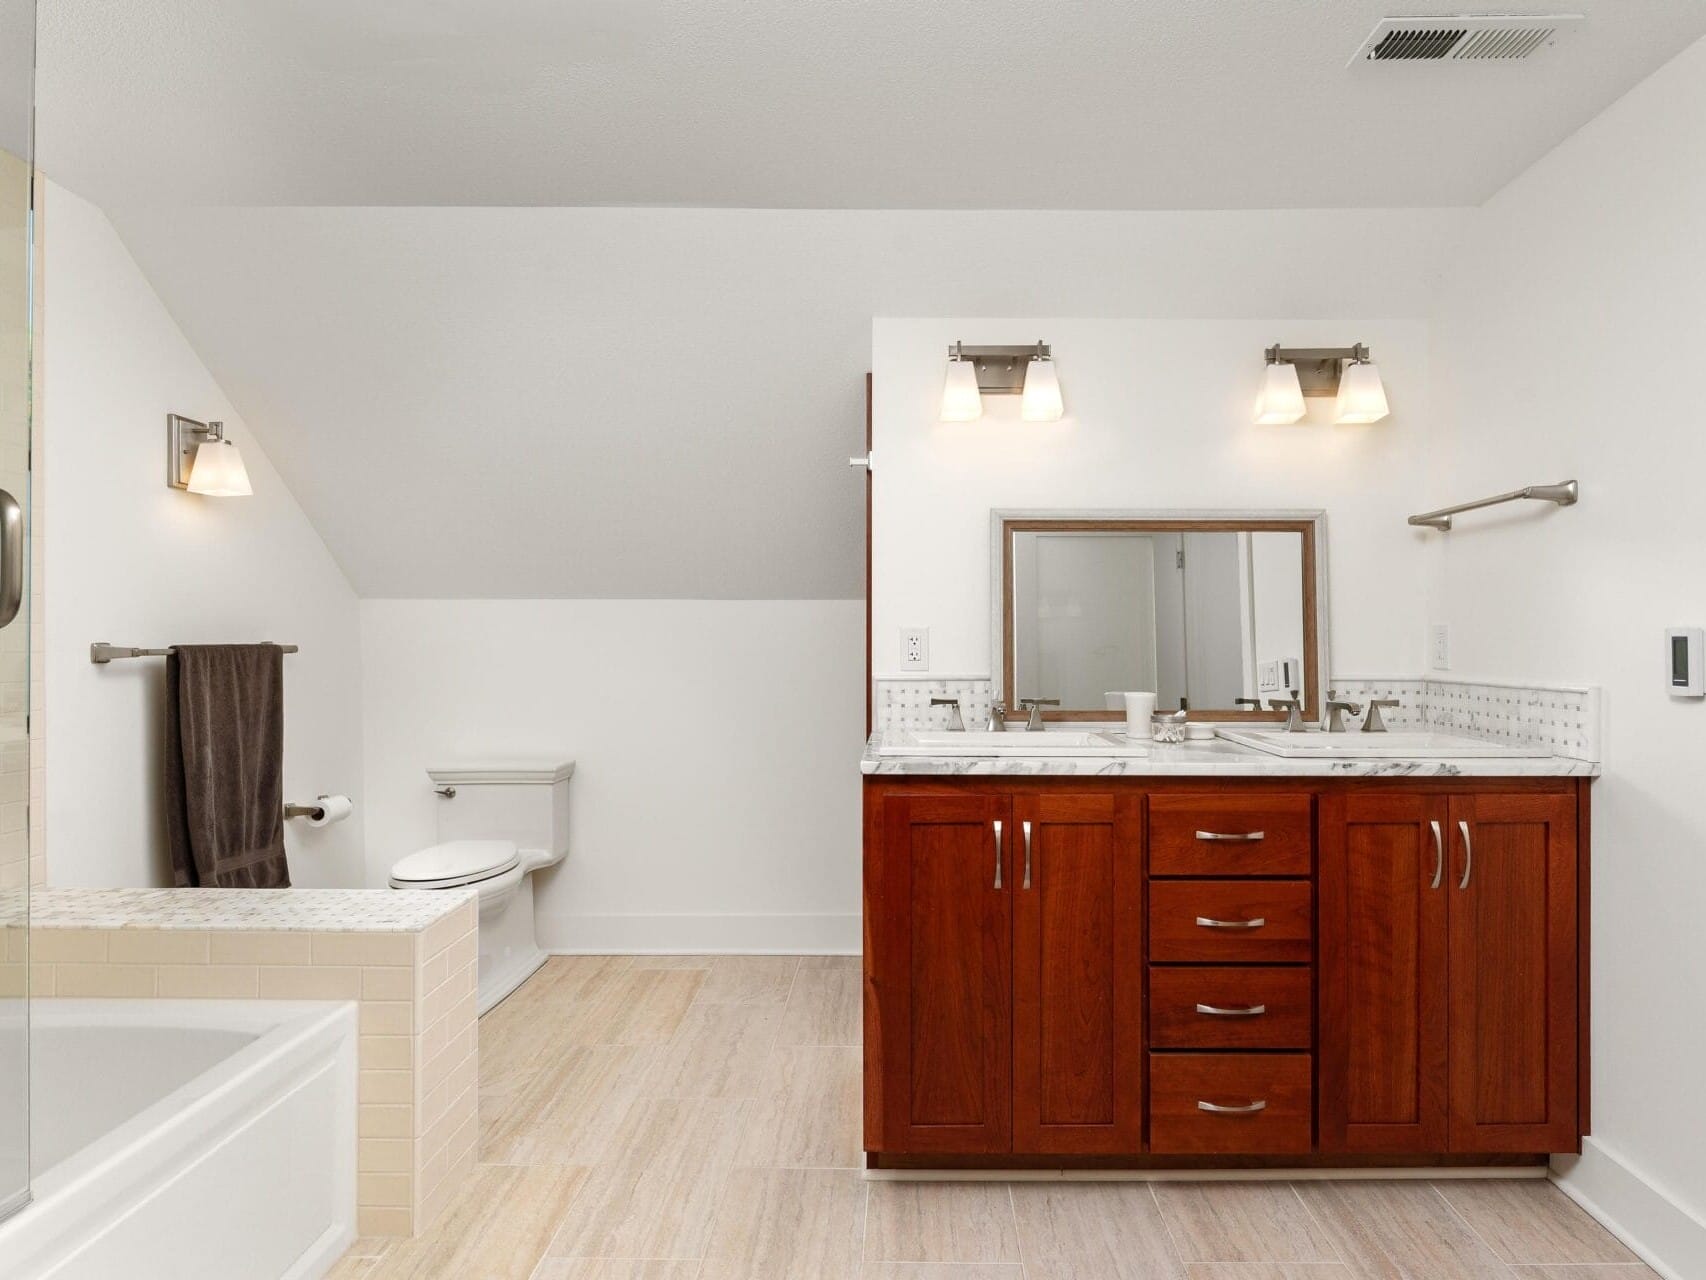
(36, 0, 1706, 210)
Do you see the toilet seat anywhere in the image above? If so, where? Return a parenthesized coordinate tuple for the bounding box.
(390, 839, 520, 889)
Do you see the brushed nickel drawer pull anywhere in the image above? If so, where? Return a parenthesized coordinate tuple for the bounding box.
(1022, 820, 1033, 890)
(1430, 819, 1444, 890)
(1195, 1002, 1266, 1017)
(1197, 1099, 1267, 1114)
(1195, 830, 1265, 842)
(1458, 819, 1473, 890)
(1195, 916, 1266, 930)
(992, 820, 1003, 890)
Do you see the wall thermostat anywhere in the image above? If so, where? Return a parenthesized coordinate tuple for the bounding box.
(1667, 627, 1704, 698)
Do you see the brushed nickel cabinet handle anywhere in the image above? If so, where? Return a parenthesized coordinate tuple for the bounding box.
(1458, 819, 1473, 890)
(993, 821, 1003, 890)
(1195, 916, 1266, 930)
(1197, 1099, 1267, 1114)
(1021, 820, 1033, 890)
(1430, 820, 1444, 890)
(1195, 830, 1265, 842)
(1195, 1003, 1266, 1017)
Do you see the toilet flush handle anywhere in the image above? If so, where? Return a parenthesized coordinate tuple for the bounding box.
(434, 785, 457, 799)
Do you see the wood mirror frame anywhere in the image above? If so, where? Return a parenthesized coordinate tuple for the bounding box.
(992, 510, 1328, 724)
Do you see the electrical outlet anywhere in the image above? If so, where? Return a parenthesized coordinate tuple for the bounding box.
(900, 627, 929, 671)
(1430, 623, 1451, 670)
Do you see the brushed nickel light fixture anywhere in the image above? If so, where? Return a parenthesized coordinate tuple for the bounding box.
(1254, 343, 1389, 425)
(167, 414, 253, 496)
(940, 340, 1063, 422)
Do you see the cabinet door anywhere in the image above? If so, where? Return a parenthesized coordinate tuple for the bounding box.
(1011, 793, 1143, 1153)
(868, 792, 1013, 1153)
(1318, 791, 1449, 1152)
(1447, 792, 1578, 1152)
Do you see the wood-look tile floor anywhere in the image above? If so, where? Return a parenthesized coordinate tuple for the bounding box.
(329, 956, 1653, 1280)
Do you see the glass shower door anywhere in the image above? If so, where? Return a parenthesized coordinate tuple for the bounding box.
(0, 0, 33, 1225)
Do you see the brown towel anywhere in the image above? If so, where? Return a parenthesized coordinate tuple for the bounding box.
(164, 644, 290, 888)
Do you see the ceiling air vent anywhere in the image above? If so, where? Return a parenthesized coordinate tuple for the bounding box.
(1350, 15, 1583, 67)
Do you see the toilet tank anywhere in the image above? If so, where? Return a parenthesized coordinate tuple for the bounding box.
(426, 762, 574, 859)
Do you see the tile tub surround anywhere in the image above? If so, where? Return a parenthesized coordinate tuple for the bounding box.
(875, 676, 1603, 762)
(28, 886, 479, 1237)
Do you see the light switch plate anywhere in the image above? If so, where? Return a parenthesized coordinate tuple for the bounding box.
(900, 627, 929, 671)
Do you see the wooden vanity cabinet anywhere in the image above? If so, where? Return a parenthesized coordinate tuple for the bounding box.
(865, 787, 1144, 1155)
(864, 776, 1588, 1165)
(1317, 788, 1580, 1155)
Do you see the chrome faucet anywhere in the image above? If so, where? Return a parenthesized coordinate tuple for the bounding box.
(1233, 697, 1263, 711)
(1018, 697, 1059, 731)
(1362, 698, 1401, 733)
(929, 696, 966, 731)
(1323, 691, 1364, 733)
(1268, 691, 1307, 733)
(986, 701, 1006, 732)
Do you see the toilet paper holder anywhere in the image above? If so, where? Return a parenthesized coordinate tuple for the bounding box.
(284, 794, 354, 825)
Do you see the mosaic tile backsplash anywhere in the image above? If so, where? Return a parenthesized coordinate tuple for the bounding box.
(874, 676, 1602, 762)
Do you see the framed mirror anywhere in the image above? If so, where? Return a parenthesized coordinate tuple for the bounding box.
(992, 510, 1328, 723)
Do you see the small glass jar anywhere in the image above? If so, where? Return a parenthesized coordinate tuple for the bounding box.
(1150, 711, 1187, 744)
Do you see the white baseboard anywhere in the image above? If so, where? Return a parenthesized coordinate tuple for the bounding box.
(1552, 1138, 1706, 1280)
(538, 912, 861, 955)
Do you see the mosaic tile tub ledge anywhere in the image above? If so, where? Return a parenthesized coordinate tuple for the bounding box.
(29, 886, 479, 1237)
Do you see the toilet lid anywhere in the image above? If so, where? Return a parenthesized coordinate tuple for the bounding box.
(391, 839, 520, 887)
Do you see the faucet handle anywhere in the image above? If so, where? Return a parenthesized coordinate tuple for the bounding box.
(929, 696, 967, 732)
(986, 701, 1007, 732)
(1363, 698, 1401, 733)
(1018, 697, 1060, 731)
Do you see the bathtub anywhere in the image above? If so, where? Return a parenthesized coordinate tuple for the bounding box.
(0, 999, 357, 1280)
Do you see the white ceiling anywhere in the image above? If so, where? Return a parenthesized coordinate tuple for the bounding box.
(37, 0, 1706, 211)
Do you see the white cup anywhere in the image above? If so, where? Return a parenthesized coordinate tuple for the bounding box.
(1122, 691, 1156, 737)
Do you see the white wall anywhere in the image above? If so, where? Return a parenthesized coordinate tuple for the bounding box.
(1428, 34, 1706, 1278)
(42, 179, 366, 888)
(359, 599, 864, 953)
(872, 318, 1436, 686)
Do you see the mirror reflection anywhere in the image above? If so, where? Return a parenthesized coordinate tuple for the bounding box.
(1005, 521, 1316, 718)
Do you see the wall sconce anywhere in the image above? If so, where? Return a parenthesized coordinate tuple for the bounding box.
(1254, 343, 1390, 425)
(167, 414, 253, 497)
(940, 340, 1064, 422)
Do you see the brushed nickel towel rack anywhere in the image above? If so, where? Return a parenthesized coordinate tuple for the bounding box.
(90, 641, 300, 664)
(1408, 480, 1578, 531)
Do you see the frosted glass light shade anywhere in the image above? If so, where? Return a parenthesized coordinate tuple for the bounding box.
(1253, 361, 1307, 424)
(186, 438, 253, 496)
(1334, 360, 1390, 424)
(1020, 357, 1064, 421)
(940, 358, 983, 421)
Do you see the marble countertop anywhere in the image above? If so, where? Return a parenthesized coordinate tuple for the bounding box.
(29, 886, 477, 932)
(861, 732, 1599, 778)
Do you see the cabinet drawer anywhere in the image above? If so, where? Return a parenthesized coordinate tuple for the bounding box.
(1149, 1053, 1313, 1153)
(1149, 793, 1314, 876)
(1149, 881, 1313, 963)
(1149, 967, 1313, 1049)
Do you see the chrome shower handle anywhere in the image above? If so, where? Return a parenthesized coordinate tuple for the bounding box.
(0, 490, 20, 628)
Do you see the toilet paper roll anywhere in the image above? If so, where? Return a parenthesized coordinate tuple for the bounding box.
(307, 794, 354, 828)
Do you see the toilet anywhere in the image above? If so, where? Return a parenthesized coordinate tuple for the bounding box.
(388, 761, 574, 1014)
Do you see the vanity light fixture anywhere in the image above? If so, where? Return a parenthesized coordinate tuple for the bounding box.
(940, 342, 983, 421)
(1253, 353, 1307, 424)
(168, 414, 253, 497)
(940, 340, 1063, 422)
(1254, 343, 1390, 425)
(1020, 341, 1064, 422)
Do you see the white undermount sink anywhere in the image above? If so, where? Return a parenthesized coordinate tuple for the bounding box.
(1215, 727, 1550, 759)
(879, 729, 1149, 757)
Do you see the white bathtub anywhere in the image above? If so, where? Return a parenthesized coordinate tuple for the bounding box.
(0, 1000, 357, 1280)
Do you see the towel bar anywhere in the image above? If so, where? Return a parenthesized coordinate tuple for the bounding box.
(91, 642, 300, 664)
(1408, 480, 1577, 531)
